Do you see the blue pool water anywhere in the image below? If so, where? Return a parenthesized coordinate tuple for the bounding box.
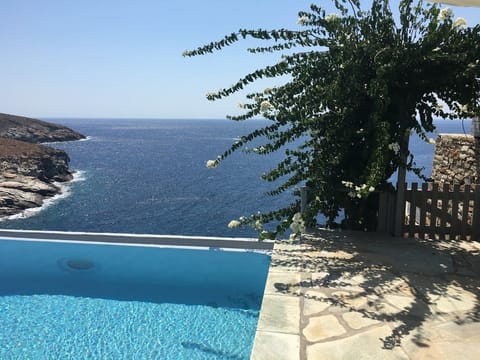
(0, 238, 271, 359)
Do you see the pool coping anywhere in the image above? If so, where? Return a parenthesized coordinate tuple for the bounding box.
(0, 229, 274, 250)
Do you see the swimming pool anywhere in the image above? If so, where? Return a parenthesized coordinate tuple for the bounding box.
(0, 234, 271, 359)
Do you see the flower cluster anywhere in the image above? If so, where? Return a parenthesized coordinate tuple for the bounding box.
(452, 17, 467, 29)
(325, 13, 339, 22)
(289, 212, 306, 239)
(260, 100, 273, 112)
(206, 160, 217, 169)
(228, 220, 241, 228)
(459, 104, 469, 114)
(342, 181, 375, 199)
(438, 7, 453, 21)
(388, 142, 400, 154)
(252, 146, 266, 154)
(297, 16, 309, 25)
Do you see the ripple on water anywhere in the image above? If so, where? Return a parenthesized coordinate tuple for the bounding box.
(0, 294, 259, 360)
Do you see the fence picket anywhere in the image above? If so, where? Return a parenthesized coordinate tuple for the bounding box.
(409, 183, 418, 237)
(459, 185, 473, 239)
(472, 185, 480, 241)
(450, 184, 461, 240)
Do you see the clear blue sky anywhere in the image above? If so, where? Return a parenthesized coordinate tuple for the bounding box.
(1, 0, 479, 119)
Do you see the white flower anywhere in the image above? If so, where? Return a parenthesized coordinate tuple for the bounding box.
(297, 16, 308, 25)
(459, 104, 468, 114)
(428, 138, 436, 145)
(292, 212, 302, 222)
(388, 142, 400, 154)
(228, 220, 241, 228)
(206, 160, 217, 169)
(438, 7, 453, 21)
(260, 100, 273, 112)
(290, 222, 306, 234)
(325, 13, 339, 22)
(432, 47, 441, 52)
(255, 220, 262, 230)
(452, 17, 467, 29)
(369, 186, 375, 193)
(253, 146, 266, 154)
(290, 222, 300, 233)
(290, 213, 306, 234)
(435, 103, 443, 110)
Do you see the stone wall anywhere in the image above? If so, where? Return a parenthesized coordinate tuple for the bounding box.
(431, 134, 480, 184)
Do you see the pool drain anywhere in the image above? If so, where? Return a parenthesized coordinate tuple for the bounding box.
(66, 259, 95, 270)
(57, 257, 99, 273)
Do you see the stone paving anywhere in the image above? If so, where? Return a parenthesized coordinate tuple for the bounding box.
(251, 229, 480, 360)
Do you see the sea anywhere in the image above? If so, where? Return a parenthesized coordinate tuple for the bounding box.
(0, 118, 473, 237)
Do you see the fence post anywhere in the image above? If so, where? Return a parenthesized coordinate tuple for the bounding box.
(394, 130, 410, 237)
(377, 191, 395, 233)
(473, 184, 480, 241)
(300, 186, 310, 216)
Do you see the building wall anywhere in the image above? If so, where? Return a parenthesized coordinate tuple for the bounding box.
(431, 134, 480, 184)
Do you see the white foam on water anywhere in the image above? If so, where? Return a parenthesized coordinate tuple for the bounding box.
(78, 136, 93, 142)
(42, 136, 93, 145)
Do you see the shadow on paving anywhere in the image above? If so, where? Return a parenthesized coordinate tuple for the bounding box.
(270, 229, 480, 351)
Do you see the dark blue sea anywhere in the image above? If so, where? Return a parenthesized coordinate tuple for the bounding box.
(0, 118, 473, 237)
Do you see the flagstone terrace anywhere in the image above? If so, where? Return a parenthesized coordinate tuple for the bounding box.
(251, 229, 480, 360)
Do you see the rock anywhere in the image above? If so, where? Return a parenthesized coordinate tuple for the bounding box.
(0, 138, 73, 182)
(0, 113, 85, 218)
(0, 138, 76, 218)
(0, 113, 85, 143)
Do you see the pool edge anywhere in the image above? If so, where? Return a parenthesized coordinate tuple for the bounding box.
(0, 229, 274, 250)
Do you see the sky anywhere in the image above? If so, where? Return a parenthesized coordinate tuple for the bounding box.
(1, 0, 479, 119)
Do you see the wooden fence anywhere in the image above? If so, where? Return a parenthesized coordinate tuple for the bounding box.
(300, 183, 479, 241)
(401, 183, 480, 241)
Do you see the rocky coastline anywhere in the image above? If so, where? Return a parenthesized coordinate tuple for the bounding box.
(0, 113, 85, 219)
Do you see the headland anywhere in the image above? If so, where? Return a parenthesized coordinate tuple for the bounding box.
(0, 113, 85, 219)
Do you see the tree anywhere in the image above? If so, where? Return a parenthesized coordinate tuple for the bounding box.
(185, 0, 480, 239)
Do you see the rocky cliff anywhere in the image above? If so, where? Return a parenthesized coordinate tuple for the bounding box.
(0, 113, 85, 143)
(0, 114, 84, 218)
